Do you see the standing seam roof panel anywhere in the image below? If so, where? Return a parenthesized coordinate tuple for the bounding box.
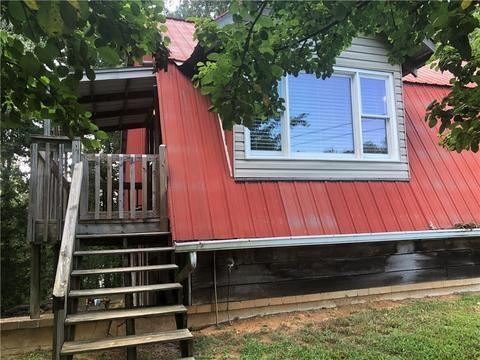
(154, 65, 480, 242)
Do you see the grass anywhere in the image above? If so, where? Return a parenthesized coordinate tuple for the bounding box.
(17, 295, 480, 360)
(195, 294, 480, 360)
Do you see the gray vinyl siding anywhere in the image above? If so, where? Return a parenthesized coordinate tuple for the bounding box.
(233, 36, 409, 181)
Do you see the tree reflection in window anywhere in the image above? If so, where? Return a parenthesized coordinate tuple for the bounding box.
(249, 113, 308, 152)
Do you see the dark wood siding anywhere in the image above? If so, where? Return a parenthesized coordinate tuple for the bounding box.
(191, 238, 480, 305)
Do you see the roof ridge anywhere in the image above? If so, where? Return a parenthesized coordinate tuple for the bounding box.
(166, 16, 195, 23)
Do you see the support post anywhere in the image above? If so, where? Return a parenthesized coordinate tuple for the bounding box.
(123, 238, 137, 360)
(29, 243, 41, 319)
(52, 296, 65, 360)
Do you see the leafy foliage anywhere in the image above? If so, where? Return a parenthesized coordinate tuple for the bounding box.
(1, 0, 168, 147)
(0, 122, 44, 313)
(167, 0, 229, 19)
(426, 8, 480, 152)
(194, 1, 479, 152)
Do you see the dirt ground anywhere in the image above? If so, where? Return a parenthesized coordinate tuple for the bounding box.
(196, 294, 461, 337)
(18, 294, 468, 360)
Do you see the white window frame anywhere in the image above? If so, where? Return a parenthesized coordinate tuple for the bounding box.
(245, 66, 400, 162)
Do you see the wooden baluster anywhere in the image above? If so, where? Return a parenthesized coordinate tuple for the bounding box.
(119, 155, 124, 219)
(142, 155, 147, 218)
(57, 144, 64, 242)
(159, 145, 168, 231)
(152, 156, 158, 216)
(107, 154, 112, 220)
(94, 154, 100, 220)
(27, 143, 38, 244)
(130, 155, 136, 219)
(43, 143, 51, 243)
(80, 157, 89, 218)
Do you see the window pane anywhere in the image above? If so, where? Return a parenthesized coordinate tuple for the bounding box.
(360, 77, 387, 115)
(289, 74, 354, 154)
(249, 117, 282, 152)
(362, 117, 388, 154)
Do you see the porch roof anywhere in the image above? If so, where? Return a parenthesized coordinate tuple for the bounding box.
(78, 67, 156, 132)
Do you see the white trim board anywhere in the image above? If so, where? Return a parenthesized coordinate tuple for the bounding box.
(174, 228, 480, 252)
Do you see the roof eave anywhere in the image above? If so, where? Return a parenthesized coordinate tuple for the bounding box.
(174, 228, 480, 252)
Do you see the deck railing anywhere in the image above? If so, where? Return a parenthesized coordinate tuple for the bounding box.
(28, 136, 168, 319)
(79, 145, 167, 221)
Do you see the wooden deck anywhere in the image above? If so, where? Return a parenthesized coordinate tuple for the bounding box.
(26, 135, 193, 359)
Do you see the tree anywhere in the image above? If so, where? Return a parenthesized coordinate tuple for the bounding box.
(167, 0, 229, 19)
(0, 122, 43, 313)
(193, 1, 480, 152)
(1, 0, 169, 148)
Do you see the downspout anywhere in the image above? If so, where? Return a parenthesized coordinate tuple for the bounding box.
(175, 251, 197, 306)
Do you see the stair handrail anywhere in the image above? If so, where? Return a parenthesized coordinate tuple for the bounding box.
(53, 160, 83, 298)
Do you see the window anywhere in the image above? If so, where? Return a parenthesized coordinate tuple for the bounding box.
(246, 67, 398, 161)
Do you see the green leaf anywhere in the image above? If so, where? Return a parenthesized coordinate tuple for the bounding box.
(20, 54, 40, 75)
(8, 1, 26, 21)
(39, 76, 50, 85)
(97, 46, 120, 65)
(67, 0, 80, 11)
(257, 16, 274, 28)
(130, 2, 140, 16)
(37, 3, 64, 36)
(207, 53, 222, 61)
(460, 0, 472, 10)
(95, 130, 109, 140)
(23, 0, 39, 11)
(86, 67, 95, 81)
(57, 66, 70, 77)
(271, 65, 284, 77)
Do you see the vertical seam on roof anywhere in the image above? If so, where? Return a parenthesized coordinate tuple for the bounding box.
(188, 70, 217, 238)
(393, 182, 416, 230)
(429, 86, 480, 218)
(171, 66, 196, 238)
(351, 183, 374, 233)
(381, 183, 402, 230)
(259, 183, 275, 236)
(405, 85, 466, 224)
(321, 183, 340, 234)
(274, 182, 291, 235)
(366, 182, 388, 232)
(294, 182, 321, 235)
(307, 182, 326, 234)
(404, 87, 453, 226)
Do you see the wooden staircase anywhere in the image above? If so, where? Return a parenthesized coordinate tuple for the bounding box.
(47, 151, 194, 359)
(56, 231, 193, 359)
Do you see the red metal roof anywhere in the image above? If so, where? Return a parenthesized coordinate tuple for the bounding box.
(403, 66, 455, 87)
(165, 18, 197, 63)
(155, 65, 480, 242)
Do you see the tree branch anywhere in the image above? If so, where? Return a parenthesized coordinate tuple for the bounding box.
(238, 1, 269, 70)
(275, 1, 370, 52)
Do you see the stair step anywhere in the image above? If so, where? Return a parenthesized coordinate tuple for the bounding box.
(69, 283, 182, 298)
(74, 247, 174, 256)
(71, 264, 178, 276)
(61, 329, 192, 355)
(77, 231, 170, 239)
(65, 305, 187, 324)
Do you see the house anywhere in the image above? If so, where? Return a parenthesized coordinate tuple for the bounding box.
(126, 18, 480, 311)
(18, 17, 480, 360)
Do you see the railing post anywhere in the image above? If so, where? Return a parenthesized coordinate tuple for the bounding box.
(28, 143, 41, 319)
(159, 145, 168, 231)
(72, 138, 81, 164)
(52, 296, 65, 360)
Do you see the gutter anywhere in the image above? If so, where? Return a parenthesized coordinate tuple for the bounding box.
(174, 228, 480, 253)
